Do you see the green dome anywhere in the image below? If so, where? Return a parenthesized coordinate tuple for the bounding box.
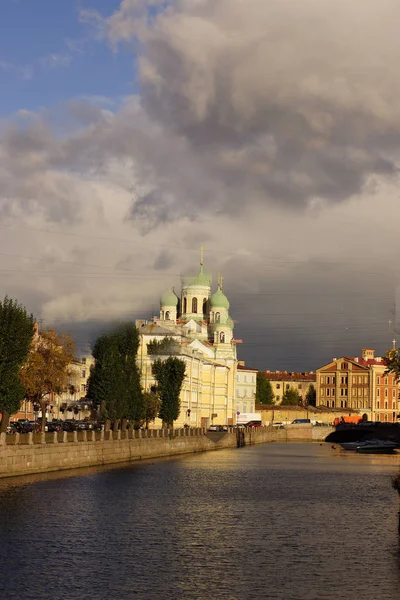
(210, 288, 230, 310)
(160, 288, 179, 307)
(181, 266, 212, 288)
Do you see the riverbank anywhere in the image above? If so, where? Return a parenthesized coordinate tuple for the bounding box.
(0, 425, 333, 479)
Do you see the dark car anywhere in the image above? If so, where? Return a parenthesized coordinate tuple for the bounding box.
(13, 421, 35, 433)
(62, 420, 77, 432)
(6, 423, 18, 435)
(46, 421, 63, 433)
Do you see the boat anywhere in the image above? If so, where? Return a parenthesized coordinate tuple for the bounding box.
(339, 439, 397, 453)
(356, 440, 397, 454)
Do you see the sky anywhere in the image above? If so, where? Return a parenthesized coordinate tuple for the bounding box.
(1, 0, 400, 371)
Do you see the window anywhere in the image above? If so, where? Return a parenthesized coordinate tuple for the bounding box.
(385, 389, 388, 398)
(81, 357, 86, 364)
(340, 400, 344, 408)
(385, 377, 388, 385)
(377, 389, 380, 397)
(215, 312, 221, 323)
(321, 389, 325, 396)
(327, 389, 330, 396)
(332, 401, 335, 408)
(377, 376, 380, 384)
(341, 389, 344, 396)
(183, 297, 187, 313)
(81, 370, 86, 378)
(298, 384, 302, 390)
(333, 377, 336, 384)
(286, 384, 290, 390)
(244, 389, 247, 397)
(244, 375, 247, 383)
(202, 298, 207, 313)
(385, 402, 388, 410)
(236, 389, 240, 398)
(165, 311, 170, 320)
(393, 389, 396, 398)
(276, 384, 281, 389)
(81, 384, 86, 393)
(192, 297, 198, 313)
(341, 362, 348, 369)
(220, 332, 225, 343)
(377, 401, 380, 409)
(327, 376, 330, 384)
(352, 376, 357, 384)
(276, 395, 280, 402)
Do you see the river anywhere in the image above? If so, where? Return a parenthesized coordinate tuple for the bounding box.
(0, 442, 399, 600)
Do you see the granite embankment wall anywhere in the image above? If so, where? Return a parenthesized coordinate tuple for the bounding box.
(0, 425, 334, 479)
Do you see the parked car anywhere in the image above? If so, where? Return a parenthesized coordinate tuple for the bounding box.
(291, 419, 311, 424)
(46, 421, 63, 433)
(6, 423, 17, 435)
(272, 422, 285, 428)
(246, 421, 263, 427)
(62, 420, 77, 432)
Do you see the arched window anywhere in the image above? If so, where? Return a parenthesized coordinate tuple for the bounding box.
(215, 312, 220, 323)
(220, 331, 225, 343)
(192, 297, 197, 313)
(202, 298, 207, 314)
(183, 297, 187, 313)
(165, 311, 170, 320)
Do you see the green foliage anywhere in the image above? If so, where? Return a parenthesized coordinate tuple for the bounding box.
(0, 296, 35, 430)
(281, 387, 301, 406)
(152, 356, 186, 427)
(305, 384, 316, 406)
(385, 349, 400, 381)
(87, 323, 143, 423)
(147, 337, 180, 356)
(256, 372, 275, 405)
(142, 391, 161, 428)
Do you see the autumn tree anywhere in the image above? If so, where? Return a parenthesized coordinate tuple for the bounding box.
(281, 387, 301, 406)
(152, 356, 186, 428)
(20, 329, 75, 432)
(0, 297, 35, 432)
(384, 349, 400, 381)
(256, 372, 275, 405)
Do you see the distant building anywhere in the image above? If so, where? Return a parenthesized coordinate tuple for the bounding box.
(316, 347, 400, 422)
(235, 363, 257, 415)
(264, 371, 316, 404)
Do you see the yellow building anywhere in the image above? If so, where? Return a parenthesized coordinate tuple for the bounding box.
(136, 256, 244, 428)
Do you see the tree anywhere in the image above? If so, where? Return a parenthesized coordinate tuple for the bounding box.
(384, 349, 400, 380)
(256, 372, 275, 405)
(0, 297, 35, 432)
(281, 387, 301, 406)
(147, 337, 180, 356)
(152, 356, 186, 427)
(20, 329, 75, 432)
(87, 323, 143, 428)
(142, 391, 161, 429)
(305, 384, 316, 407)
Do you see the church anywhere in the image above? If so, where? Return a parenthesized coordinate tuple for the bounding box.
(136, 254, 256, 428)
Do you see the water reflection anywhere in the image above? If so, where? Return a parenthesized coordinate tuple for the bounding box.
(0, 443, 399, 600)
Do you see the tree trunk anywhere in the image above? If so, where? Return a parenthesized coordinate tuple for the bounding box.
(39, 399, 47, 433)
(0, 410, 10, 433)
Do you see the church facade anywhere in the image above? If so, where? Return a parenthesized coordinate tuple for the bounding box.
(136, 258, 255, 428)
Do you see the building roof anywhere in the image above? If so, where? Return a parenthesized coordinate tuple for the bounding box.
(237, 364, 258, 372)
(160, 288, 179, 307)
(264, 371, 316, 382)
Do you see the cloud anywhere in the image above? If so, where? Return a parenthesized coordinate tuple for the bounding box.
(1, 0, 400, 369)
